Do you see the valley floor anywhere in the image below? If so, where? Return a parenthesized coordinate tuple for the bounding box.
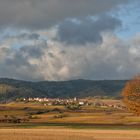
(0, 101, 140, 140)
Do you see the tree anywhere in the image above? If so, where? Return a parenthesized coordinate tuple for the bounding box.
(122, 76, 140, 115)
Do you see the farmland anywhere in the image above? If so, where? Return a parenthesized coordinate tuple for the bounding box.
(0, 99, 140, 128)
(0, 129, 140, 140)
(0, 99, 140, 140)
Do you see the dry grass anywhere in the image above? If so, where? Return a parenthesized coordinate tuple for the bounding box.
(0, 101, 140, 126)
(0, 101, 140, 140)
(0, 129, 140, 140)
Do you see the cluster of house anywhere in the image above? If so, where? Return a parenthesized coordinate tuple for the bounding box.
(18, 97, 126, 110)
(21, 97, 85, 106)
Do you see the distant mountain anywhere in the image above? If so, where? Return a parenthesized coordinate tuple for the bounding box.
(0, 78, 127, 102)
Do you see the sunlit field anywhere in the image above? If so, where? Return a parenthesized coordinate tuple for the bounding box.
(0, 101, 140, 140)
(0, 129, 140, 140)
(0, 101, 140, 128)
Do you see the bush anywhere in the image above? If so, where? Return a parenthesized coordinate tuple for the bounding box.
(66, 104, 81, 110)
(122, 76, 140, 115)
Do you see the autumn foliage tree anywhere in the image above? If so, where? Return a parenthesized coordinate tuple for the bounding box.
(122, 76, 140, 115)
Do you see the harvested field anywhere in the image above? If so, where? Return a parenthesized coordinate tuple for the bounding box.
(0, 129, 139, 140)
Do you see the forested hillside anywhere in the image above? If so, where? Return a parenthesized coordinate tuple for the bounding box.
(0, 78, 127, 102)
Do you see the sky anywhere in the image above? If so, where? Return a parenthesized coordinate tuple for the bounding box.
(0, 0, 140, 81)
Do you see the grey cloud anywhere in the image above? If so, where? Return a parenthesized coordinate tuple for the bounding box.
(23, 40, 47, 57)
(0, 0, 139, 81)
(56, 15, 121, 44)
(18, 33, 40, 40)
(0, 34, 48, 81)
(3, 33, 40, 41)
(0, 0, 128, 29)
(1, 32, 140, 81)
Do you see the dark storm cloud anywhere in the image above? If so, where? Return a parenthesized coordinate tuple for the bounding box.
(0, 0, 128, 29)
(56, 15, 121, 44)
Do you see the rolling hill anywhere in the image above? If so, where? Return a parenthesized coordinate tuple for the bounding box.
(0, 78, 127, 102)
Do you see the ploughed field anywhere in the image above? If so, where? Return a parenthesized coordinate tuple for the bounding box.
(0, 129, 140, 140)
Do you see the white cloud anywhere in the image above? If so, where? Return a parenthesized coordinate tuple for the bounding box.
(0, 29, 140, 81)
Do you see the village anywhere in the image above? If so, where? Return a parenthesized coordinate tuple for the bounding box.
(16, 97, 126, 110)
(0, 97, 127, 124)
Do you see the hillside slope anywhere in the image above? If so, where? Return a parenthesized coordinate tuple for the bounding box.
(0, 78, 127, 102)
